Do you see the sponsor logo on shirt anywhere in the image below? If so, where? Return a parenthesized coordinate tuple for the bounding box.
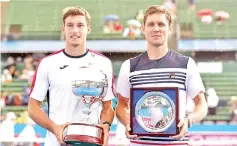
(59, 65, 69, 69)
(169, 73, 175, 78)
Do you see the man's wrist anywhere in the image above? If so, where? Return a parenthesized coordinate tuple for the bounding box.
(184, 116, 192, 128)
(125, 124, 130, 131)
(102, 121, 111, 127)
(49, 122, 57, 134)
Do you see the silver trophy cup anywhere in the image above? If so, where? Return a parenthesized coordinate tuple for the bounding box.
(63, 67, 108, 146)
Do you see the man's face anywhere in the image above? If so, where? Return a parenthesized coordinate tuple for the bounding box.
(142, 13, 170, 47)
(62, 15, 90, 46)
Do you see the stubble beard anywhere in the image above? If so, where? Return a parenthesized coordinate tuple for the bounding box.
(71, 44, 80, 48)
(152, 41, 164, 48)
(66, 39, 80, 48)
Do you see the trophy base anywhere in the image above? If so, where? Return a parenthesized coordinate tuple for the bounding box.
(64, 135, 102, 146)
(66, 142, 100, 146)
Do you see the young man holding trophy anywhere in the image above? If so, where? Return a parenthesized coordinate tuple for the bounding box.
(28, 6, 115, 146)
(116, 5, 208, 146)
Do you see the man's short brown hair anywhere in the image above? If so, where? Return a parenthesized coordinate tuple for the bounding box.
(143, 5, 172, 26)
(62, 6, 91, 25)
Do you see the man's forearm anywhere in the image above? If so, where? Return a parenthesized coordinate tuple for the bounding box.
(28, 104, 55, 133)
(188, 103, 207, 123)
(100, 106, 114, 124)
(115, 104, 130, 127)
(188, 93, 208, 123)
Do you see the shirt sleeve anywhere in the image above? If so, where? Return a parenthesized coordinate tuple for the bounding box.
(186, 57, 205, 99)
(29, 59, 49, 101)
(102, 59, 116, 101)
(116, 59, 131, 99)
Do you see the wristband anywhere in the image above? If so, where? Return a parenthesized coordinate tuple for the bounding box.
(102, 121, 111, 127)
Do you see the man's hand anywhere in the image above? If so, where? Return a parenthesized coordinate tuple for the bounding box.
(170, 118, 189, 141)
(52, 122, 71, 145)
(125, 125, 138, 139)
